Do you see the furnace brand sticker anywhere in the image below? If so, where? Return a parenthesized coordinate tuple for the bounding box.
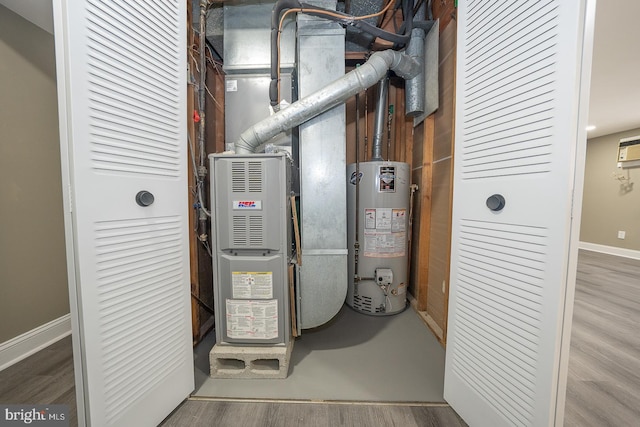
(233, 200, 262, 210)
(232, 271, 273, 299)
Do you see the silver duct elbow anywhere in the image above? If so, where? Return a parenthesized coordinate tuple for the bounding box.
(234, 49, 420, 154)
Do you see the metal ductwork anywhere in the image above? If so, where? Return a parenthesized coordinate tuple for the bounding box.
(405, 27, 426, 116)
(234, 49, 420, 154)
(405, 2, 427, 117)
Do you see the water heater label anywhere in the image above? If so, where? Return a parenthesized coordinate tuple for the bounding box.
(364, 207, 406, 258)
(365, 209, 376, 229)
(232, 271, 273, 299)
(350, 170, 363, 185)
(378, 166, 396, 192)
(226, 299, 278, 340)
(233, 200, 262, 210)
(375, 208, 392, 231)
(392, 209, 406, 232)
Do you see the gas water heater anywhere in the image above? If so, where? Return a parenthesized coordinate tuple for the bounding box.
(347, 161, 410, 315)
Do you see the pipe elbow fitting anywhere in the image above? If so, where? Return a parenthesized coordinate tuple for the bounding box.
(234, 135, 255, 154)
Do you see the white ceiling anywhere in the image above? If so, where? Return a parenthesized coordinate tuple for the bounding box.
(588, 0, 640, 138)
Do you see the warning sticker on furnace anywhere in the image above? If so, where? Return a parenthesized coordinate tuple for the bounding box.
(232, 272, 273, 299)
(226, 299, 278, 340)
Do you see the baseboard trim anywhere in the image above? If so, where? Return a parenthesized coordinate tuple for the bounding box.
(0, 314, 72, 371)
(579, 241, 640, 260)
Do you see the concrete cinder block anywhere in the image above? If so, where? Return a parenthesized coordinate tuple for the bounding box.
(209, 340, 294, 379)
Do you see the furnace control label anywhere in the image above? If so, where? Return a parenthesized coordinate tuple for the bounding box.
(363, 207, 406, 258)
(232, 271, 273, 299)
(226, 299, 278, 340)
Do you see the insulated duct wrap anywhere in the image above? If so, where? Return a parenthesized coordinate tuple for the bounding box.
(234, 50, 420, 154)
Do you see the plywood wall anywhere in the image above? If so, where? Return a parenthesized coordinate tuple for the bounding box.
(409, 3, 457, 345)
(423, 16, 457, 345)
(187, 6, 224, 343)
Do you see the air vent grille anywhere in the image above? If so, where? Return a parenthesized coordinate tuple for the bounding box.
(232, 216, 247, 246)
(232, 162, 246, 193)
(249, 216, 264, 246)
(248, 161, 263, 192)
(353, 295, 373, 313)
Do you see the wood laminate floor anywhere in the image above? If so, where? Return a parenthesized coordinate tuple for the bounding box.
(160, 400, 466, 427)
(0, 336, 77, 425)
(564, 250, 640, 427)
(0, 250, 637, 426)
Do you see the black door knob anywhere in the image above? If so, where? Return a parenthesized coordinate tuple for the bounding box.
(486, 194, 505, 211)
(136, 190, 155, 207)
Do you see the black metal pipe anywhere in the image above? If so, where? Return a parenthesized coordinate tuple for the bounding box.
(269, 0, 419, 110)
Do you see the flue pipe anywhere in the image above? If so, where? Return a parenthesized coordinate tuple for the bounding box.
(371, 76, 389, 161)
(235, 49, 420, 154)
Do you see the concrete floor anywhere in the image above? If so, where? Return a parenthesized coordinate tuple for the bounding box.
(193, 304, 446, 402)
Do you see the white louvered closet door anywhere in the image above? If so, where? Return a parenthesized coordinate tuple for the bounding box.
(445, 1, 594, 426)
(53, 0, 193, 425)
